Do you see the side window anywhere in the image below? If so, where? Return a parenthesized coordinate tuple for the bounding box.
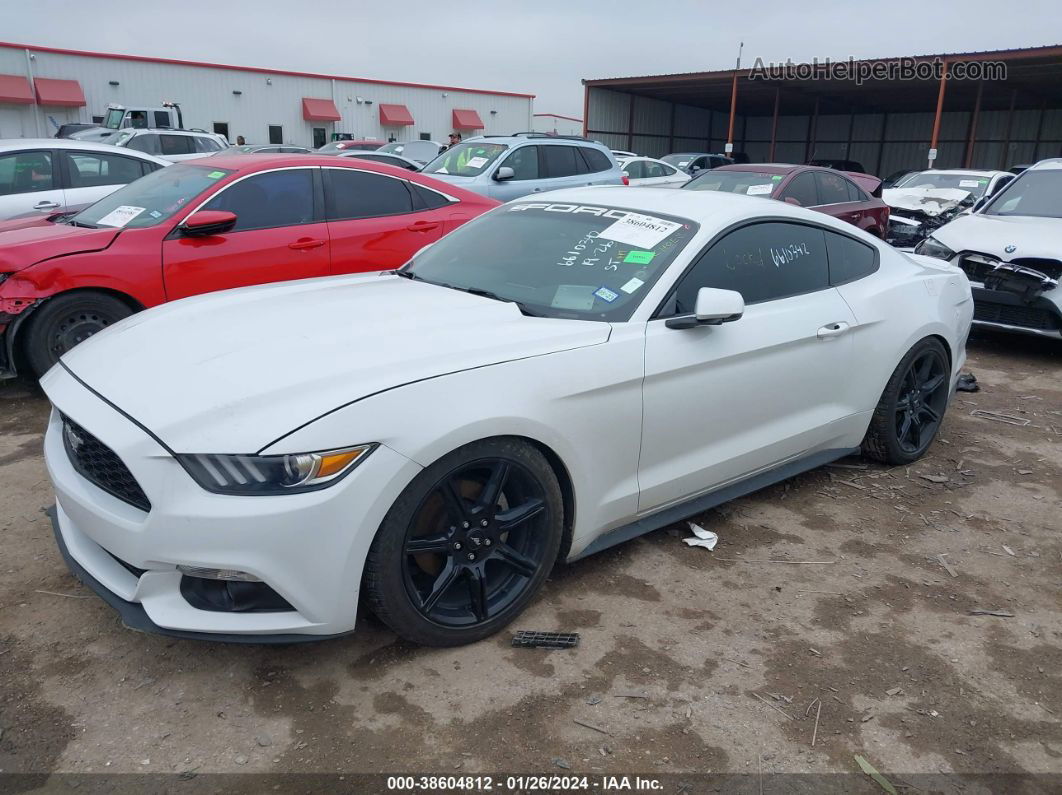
(327, 169, 413, 220)
(991, 175, 1013, 196)
(825, 230, 878, 285)
(202, 169, 315, 231)
(63, 152, 144, 188)
(541, 145, 581, 178)
(690, 156, 708, 170)
(124, 134, 159, 155)
(140, 161, 163, 176)
(159, 135, 196, 156)
(194, 137, 223, 153)
(153, 111, 171, 127)
(780, 172, 819, 207)
(814, 172, 851, 205)
(845, 179, 868, 202)
(128, 111, 148, 129)
(0, 151, 54, 195)
(670, 222, 830, 310)
(410, 182, 451, 210)
(580, 148, 612, 173)
(501, 146, 539, 181)
(644, 161, 667, 178)
(658, 163, 678, 177)
(623, 161, 645, 179)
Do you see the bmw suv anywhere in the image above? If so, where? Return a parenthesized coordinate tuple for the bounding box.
(420, 134, 624, 200)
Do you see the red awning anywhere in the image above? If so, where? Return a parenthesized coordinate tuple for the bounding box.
(33, 78, 86, 107)
(451, 108, 484, 130)
(379, 103, 414, 126)
(0, 74, 34, 104)
(302, 98, 342, 121)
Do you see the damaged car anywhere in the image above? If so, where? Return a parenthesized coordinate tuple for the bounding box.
(0, 154, 495, 379)
(884, 169, 1013, 248)
(913, 158, 1061, 339)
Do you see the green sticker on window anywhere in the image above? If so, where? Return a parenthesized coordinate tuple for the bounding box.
(978, 179, 988, 184)
(772, 175, 783, 181)
(623, 250, 656, 264)
(207, 171, 226, 179)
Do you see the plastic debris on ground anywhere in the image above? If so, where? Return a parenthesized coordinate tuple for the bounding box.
(511, 630, 580, 649)
(682, 521, 718, 550)
(956, 372, 979, 392)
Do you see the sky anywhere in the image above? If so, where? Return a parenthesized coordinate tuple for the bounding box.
(4, 0, 1061, 118)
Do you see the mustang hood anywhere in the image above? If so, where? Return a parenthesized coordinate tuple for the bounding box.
(59, 274, 611, 453)
(0, 223, 121, 273)
(883, 187, 973, 217)
(932, 213, 1062, 259)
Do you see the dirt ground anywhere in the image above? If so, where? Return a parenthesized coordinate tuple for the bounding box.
(0, 330, 1059, 792)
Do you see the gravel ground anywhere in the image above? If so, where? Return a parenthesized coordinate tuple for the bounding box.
(0, 330, 1059, 792)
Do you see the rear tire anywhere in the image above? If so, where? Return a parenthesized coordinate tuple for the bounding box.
(24, 292, 133, 378)
(861, 338, 950, 465)
(364, 438, 563, 647)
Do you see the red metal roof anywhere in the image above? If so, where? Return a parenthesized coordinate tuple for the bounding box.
(33, 77, 85, 106)
(0, 41, 535, 99)
(379, 103, 414, 126)
(452, 108, 484, 130)
(302, 98, 342, 122)
(0, 73, 34, 104)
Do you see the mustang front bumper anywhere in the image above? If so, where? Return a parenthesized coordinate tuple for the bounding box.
(41, 365, 422, 641)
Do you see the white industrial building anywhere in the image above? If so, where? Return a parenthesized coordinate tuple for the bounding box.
(531, 112, 583, 137)
(0, 41, 535, 148)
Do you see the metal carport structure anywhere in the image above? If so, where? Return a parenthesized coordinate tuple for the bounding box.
(582, 46, 1062, 176)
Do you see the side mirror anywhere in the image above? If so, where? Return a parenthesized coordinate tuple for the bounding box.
(665, 287, 744, 329)
(784, 196, 801, 206)
(181, 210, 237, 237)
(494, 166, 515, 181)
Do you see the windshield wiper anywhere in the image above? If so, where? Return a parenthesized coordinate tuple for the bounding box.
(460, 287, 544, 317)
(68, 220, 97, 229)
(393, 269, 420, 280)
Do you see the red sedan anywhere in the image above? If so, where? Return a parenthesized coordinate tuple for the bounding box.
(0, 154, 497, 378)
(683, 164, 889, 238)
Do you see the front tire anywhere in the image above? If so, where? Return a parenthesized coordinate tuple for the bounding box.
(24, 292, 133, 378)
(364, 438, 564, 647)
(862, 338, 950, 465)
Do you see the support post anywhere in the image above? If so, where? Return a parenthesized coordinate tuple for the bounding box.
(804, 96, 819, 163)
(768, 88, 780, 162)
(928, 59, 950, 169)
(963, 81, 983, 168)
(725, 73, 738, 157)
(999, 89, 1017, 170)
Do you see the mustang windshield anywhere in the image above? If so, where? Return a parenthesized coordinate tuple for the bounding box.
(422, 142, 508, 177)
(71, 164, 233, 229)
(685, 171, 780, 196)
(406, 201, 699, 321)
(897, 172, 992, 198)
(983, 170, 1061, 218)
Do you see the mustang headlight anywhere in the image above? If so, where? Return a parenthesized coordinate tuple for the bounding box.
(178, 445, 375, 495)
(914, 236, 955, 261)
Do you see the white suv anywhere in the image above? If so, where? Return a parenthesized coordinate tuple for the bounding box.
(109, 129, 228, 162)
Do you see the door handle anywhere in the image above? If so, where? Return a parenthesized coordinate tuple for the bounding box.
(34, 200, 61, 210)
(288, 238, 326, 251)
(817, 321, 850, 339)
(406, 220, 440, 232)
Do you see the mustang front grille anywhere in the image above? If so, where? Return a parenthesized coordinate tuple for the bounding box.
(61, 416, 151, 512)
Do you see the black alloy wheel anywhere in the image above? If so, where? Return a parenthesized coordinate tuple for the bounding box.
(894, 348, 949, 455)
(364, 438, 564, 646)
(862, 337, 951, 465)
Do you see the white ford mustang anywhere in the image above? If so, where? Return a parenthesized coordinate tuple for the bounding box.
(42, 187, 973, 646)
